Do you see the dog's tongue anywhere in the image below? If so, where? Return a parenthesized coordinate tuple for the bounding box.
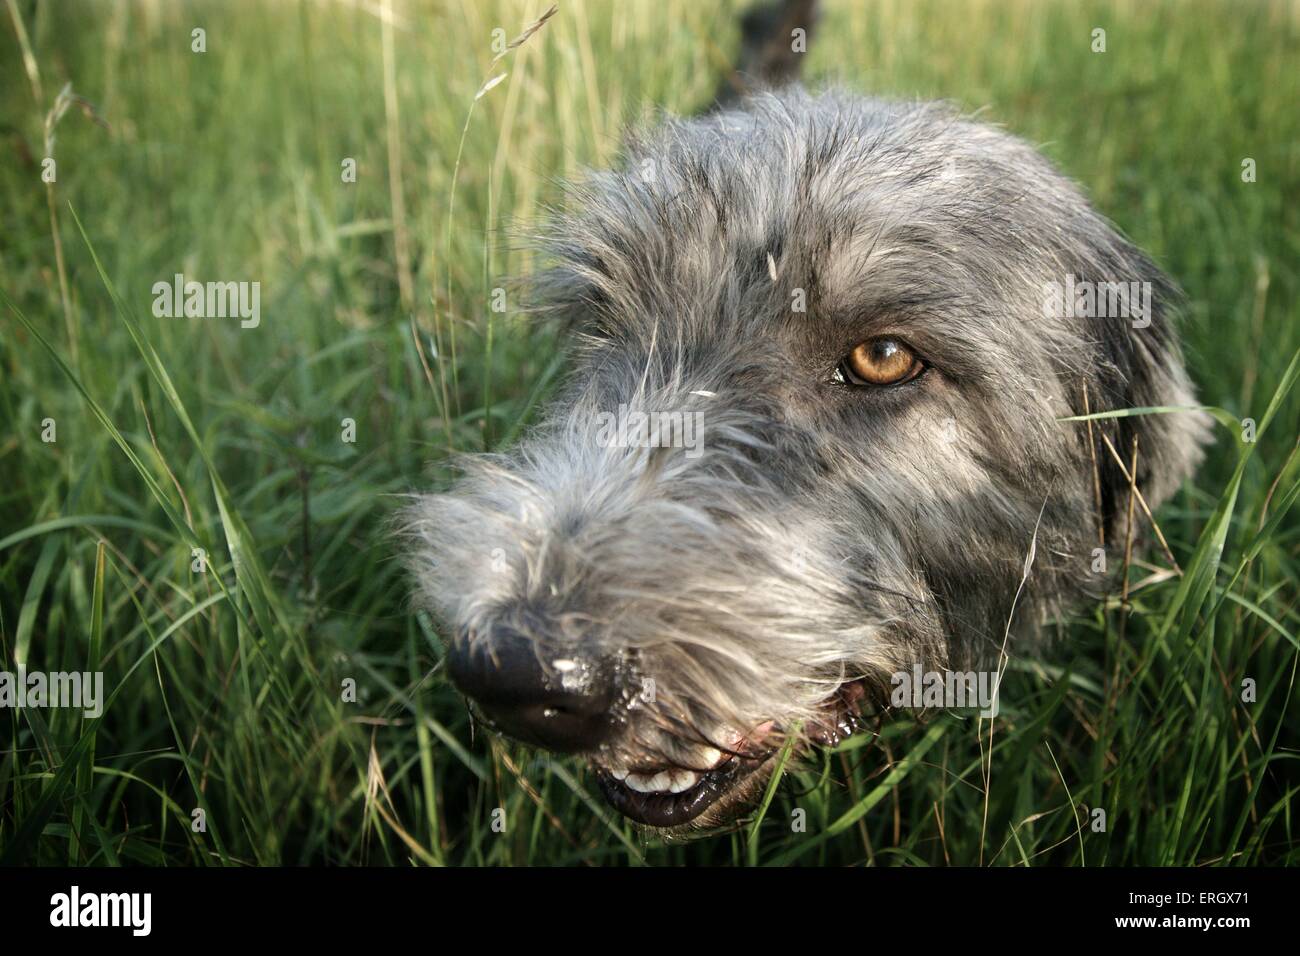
(724, 720, 775, 758)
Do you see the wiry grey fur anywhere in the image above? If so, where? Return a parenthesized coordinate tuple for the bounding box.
(404, 88, 1209, 831)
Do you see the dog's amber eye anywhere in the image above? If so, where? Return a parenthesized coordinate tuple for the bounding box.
(840, 338, 923, 386)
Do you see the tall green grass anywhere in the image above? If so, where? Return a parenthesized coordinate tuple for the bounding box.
(1, 0, 1297, 865)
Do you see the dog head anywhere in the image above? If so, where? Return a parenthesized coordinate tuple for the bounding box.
(405, 90, 1208, 831)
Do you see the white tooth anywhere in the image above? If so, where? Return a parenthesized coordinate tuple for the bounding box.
(624, 772, 659, 793)
(623, 768, 700, 794)
(697, 747, 723, 768)
(552, 659, 578, 672)
(668, 770, 699, 793)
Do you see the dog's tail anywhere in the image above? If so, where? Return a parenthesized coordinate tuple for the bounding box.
(710, 0, 819, 111)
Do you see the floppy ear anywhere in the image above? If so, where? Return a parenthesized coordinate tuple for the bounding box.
(1062, 226, 1212, 540)
(529, 256, 610, 339)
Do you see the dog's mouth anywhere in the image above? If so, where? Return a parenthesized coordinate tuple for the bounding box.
(593, 748, 770, 828)
(592, 681, 868, 828)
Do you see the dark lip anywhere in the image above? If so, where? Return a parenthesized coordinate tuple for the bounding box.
(594, 756, 768, 827)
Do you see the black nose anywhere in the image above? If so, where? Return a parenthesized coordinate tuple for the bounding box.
(445, 629, 618, 753)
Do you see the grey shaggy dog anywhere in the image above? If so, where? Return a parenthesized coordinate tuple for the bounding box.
(405, 88, 1208, 833)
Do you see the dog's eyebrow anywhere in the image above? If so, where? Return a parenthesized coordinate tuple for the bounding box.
(817, 286, 976, 340)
